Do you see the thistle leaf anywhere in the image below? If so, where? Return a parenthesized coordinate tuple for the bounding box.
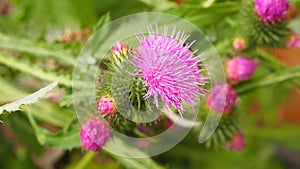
(27, 112, 81, 149)
(0, 78, 59, 115)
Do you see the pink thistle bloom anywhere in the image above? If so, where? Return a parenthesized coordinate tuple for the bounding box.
(226, 57, 259, 82)
(111, 41, 128, 56)
(232, 38, 247, 52)
(226, 130, 246, 152)
(254, 0, 290, 22)
(97, 95, 117, 115)
(207, 83, 237, 113)
(132, 26, 208, 115)
(80, 118, 110, 152)
(286, 33, 300, 48)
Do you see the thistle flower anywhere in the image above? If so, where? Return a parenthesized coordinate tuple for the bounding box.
(225, 130, 246, 152)
(80, 118, 110, 151)
(207, 83, 237, 113)
(232, 37, 247, 52)
(111, 41, 128, 56)
(226, 57, 258, 82)
(97, 95, 117, 115)
(132, 26, 208, 115)
(254, 0, 290, 22)
(286, 33, 300, 48)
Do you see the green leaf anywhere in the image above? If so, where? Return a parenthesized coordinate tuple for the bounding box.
(27, 112, 81, 149)
(93, 13, 111, 33)
(105, 138, 166, 169)
(0, 33, 76, 66)
(0, 52, 72, 87)
(0, 76, 74, 127)
(288, 17, 300, 36)
(136, 0, 175, 11)
(164, 1, 240, 29)
(0, 78, 59, 115)
(8, 113, 44, 155)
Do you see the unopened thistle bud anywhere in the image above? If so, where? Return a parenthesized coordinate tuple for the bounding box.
(225, 130, 246, 152)
(286, 33, 300, 48)
(232, 37, 247, 52)
(97, 95, 117, 115)
(226, 57, 258, 82)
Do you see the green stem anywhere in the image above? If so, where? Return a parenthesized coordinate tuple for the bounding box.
(0, 33, 76, 66)
(74, 152, 96, 169)
(0, 52, 72, 87)
(255, 49, 286, 70)
(236, 66, 300, 94)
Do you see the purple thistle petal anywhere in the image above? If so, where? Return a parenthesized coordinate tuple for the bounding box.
(206, 83, 237, 113)
(132, 26, 208, 115)
(255, 0, 290, 22)
(80, 118, 110, 152)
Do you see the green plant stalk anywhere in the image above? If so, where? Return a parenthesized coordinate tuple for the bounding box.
(0, 52, 72, 87)
(0, 33, 76, 66)
(74, 152, 96, 169)
(255, 50, 300, 87)
(255, 49, 286, 70)
(236, 66, 300, 94)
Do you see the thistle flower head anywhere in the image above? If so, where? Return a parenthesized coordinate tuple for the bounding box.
(226, 56, 258, 82)
(207, 83, 237, 113)
(286, 33, 300, 48)
(254, 0, 290, 22)
(226, 130, 246, 152)
(97, 95, 117, 115)
(132, 26, 208, 115)
(80, 118, 110, 151)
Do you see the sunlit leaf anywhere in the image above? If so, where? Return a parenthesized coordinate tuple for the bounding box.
(0, 79, 59, 115)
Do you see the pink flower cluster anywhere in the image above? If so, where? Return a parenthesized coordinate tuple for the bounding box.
(97, 95, 116, 115)
(111, 41, 128, 56)
(133, 26, 208, 115)
(207, 83, 237, 114)
(80, 118, 110, 151)
(254, 0, 290, 22)
(226, 57, 258, 82)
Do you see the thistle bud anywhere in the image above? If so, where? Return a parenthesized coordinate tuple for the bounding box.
(226, 57, 258, 82)
(111, 41, 128, 56)
(207, 83, 237, 114)
(233, 37, 247, 52)
(286, 33, 300, 48)
(225, 130, 246, 152)
(97, 95, 117, 115)
(80, 118, 110, 151)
